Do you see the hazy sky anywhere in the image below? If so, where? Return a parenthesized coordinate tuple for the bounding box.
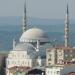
(0, 0, 75, 19)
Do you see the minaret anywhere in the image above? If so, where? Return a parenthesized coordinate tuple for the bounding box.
(23, 0, 27, 32)
(13, 38, 16, 50)
(64, 2, 69, 47)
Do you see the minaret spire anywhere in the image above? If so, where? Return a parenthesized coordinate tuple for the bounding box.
(23, 0, 27, 32)
(64, 2, 69, 47)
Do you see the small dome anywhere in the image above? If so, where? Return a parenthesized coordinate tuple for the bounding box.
(20, 28, 49, 43)
(8, 43, 36, 58)
(14, 43, 35, 51)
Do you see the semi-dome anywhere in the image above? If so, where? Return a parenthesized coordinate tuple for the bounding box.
(8, 43, 36, 58)
(14, 43, 35, 52)
(20, 28, 49, 43)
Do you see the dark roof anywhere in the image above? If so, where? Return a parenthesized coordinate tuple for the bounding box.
(28, 69, 44, 74)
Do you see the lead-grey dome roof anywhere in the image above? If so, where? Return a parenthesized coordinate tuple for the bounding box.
(20, 28, 49, 43)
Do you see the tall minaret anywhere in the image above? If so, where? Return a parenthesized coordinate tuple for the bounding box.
(23, 0, 27, 32)
(64, 2, 69, 47)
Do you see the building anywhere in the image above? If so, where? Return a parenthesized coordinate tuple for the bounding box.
(46, 47, 75, 75)
(46, 64, 75, 75)
(46, 47, 75, 66)
(45, 2, 75, 75)
(45, 65, 63, 75)
(6, 43, 36, 75)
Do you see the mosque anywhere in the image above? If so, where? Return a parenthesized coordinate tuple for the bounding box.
(5, 0, 75, 75)
(5, 0, 50, 75)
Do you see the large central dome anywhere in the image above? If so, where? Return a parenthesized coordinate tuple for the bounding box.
(20, 28, 49, 43)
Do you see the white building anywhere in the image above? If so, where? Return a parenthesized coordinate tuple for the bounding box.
(46, 66, 63, 75)
(46, 48, 56, 66)
(6, 43, 36, 75)
(46, 47, 75, 66)
(57, 49, 64, 64)
(6, 43, 37, 68)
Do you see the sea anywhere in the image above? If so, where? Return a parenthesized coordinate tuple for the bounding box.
(0, 17, 75, 51)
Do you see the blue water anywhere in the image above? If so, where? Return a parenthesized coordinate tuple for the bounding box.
(0, 21, 75, 51)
